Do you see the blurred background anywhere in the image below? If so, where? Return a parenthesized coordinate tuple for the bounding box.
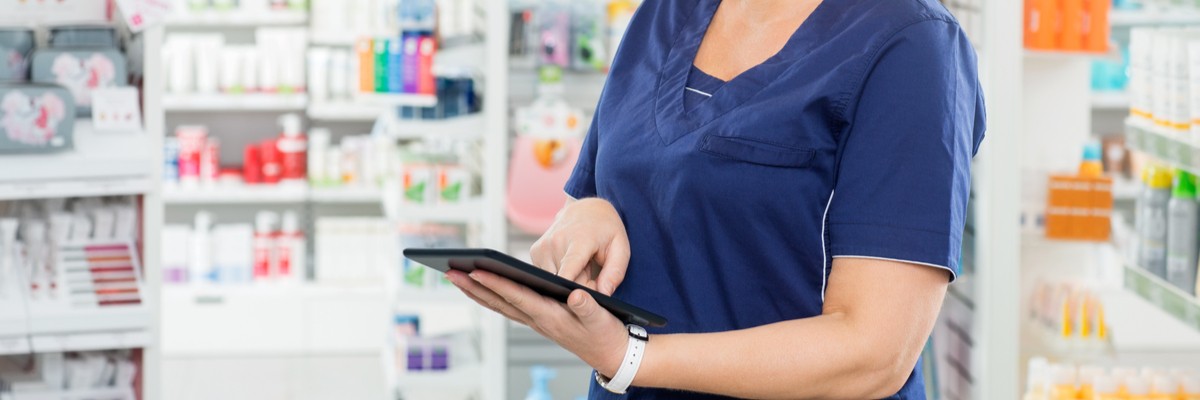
(0, 0, 1198, 399)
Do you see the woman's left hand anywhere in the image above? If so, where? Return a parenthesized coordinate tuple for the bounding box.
(447, 269, 629, 378)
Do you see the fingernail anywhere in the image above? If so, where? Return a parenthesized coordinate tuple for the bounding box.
(572, 293, 586, 307)
(468, 272, 481, 282)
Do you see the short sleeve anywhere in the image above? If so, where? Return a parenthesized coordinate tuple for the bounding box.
(564, 115, 601, 199)
(826, 19, 985, 280)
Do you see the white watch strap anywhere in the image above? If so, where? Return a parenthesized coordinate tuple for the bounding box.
(597, 324, 648, 394)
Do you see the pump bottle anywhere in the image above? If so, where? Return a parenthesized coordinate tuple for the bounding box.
(1140, 166, 1174, 278)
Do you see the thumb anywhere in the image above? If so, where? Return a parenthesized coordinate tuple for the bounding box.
(568, 289, 607, 328)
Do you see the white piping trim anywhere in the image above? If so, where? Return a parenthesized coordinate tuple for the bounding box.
(820, 190, 835, 302)
(684, 87, 713, 97)
(831, 255, 958, 281)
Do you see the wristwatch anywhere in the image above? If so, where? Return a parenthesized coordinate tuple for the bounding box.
(595, 324, 649, 394)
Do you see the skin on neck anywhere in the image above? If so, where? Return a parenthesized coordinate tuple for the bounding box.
(694, 0, 823, 81)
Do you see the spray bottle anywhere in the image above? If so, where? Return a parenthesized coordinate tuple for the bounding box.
(525, 365, 557, 400)
(1167, 170, 1199, 295)
(1140, 166, 1174, 278)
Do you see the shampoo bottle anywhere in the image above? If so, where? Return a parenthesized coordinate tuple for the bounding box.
(190, 212, 214, 283)
(1167, 170, 1199, 295)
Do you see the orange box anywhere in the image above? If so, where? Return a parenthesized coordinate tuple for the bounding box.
(1059, 0, 1085, 50)
(1046, 174, 1112, 241)
(1084, 0, 1110, 53)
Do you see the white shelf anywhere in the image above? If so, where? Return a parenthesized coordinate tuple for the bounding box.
(309, 186, 383, 203)
(0, 120, 154, 200)
(387, 200, 485, 223)
(386, 114, 486, 140)
(308, 31, 361, 46)
(306, 102, 388, 121)
(1125, 118, 1200, 176)
(165, 10, 308, 27)
(163, 93, 308, 112)
(436, 43, 487, 68)
(355, 93, 438, 107)
(394, 290, 473, 305)
(394, 365, 482, 391)
(1111, 9, 1200, 26)
(1091, 91, 1130, 110)
(163, 183, 308, 204)
(12, 387, 135, 400)
(30, 330, 150, 353)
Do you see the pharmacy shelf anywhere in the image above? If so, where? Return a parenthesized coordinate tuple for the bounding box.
(355, 93, 438, 107)
(1112, 177, 1140, 201)
(1091, 91, 1130, 110)
(163, 93, 309, 112)
(436, 43, 487, 68)
(1024, 49, 1120, 62)
(1125, 119, 1200, 175)
(0, 336, 31, 355)
(308, 31, 359, 46)
(306, 102, 388, 121)
(1111, 9, 1200, 26)
(1123, 264, 1200, 334)
(12, 387, 135, 400)
(386, 200, 485, 223)
(162, 183, 309, 204)
(394, 290, 473, 305)
(308, 186, 383, 203)
(386, 114, 486, 140)
(30, 330, 151, 353)
(0, 120, 154, 200)
(164, 10, 308, 27)
(394, 364, 482, 391)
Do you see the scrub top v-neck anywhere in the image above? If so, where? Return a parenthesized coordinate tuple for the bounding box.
(565, 1, 986, 399)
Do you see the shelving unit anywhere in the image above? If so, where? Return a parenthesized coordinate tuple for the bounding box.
(1111, 9, 1200, 26)
(164, 10, 309, 27)
(1125, 120, 1200, 175)
(385, 114, 486, 140)
(0, 5, 165, 397)
(1124, 264, 1200, 332)
(162, 93, 309, 112)
(1091, 91, 1130, 110)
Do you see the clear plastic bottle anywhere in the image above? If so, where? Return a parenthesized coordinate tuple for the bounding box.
(1051, 365, 1079, 400)
(1149, 374, 1178, 400)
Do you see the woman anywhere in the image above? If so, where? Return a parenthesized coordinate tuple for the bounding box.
(450, 0, 985, 398)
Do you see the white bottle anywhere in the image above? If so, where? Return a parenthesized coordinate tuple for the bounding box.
(308, 128, 332, 185)
(253, 211, 278, 282)
(0, 219, 19, 298)
(190, 211, 214, 284)
(22, 221, 48, 300)
(276, 211, 305, 283)
(307, 48, 331, 103)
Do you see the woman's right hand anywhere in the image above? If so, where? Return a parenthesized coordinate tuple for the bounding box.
(530, 197, 630, 296)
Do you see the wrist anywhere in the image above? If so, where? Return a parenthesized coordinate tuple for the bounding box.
(596, 324, 631, 378)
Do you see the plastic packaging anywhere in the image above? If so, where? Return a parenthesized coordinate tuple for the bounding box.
(1139, 166, 1173, 278)
(1167, 170, 1199, 295)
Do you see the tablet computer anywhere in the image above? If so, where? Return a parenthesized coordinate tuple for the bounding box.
(402, 248, 668, 328)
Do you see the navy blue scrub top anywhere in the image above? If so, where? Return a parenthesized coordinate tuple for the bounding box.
(565, 0, 986, 399)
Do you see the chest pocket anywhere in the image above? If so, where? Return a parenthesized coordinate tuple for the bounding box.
(698, 134, 815, 168)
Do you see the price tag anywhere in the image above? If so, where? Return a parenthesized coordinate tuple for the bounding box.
(91, 88, 143, 133)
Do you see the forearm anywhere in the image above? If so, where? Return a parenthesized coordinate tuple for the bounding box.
(633, 312, 913, 399)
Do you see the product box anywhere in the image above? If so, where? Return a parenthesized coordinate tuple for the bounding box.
(31, 48, 128, 117)
(1045, 174, 1113, 241)
(0, 83, 75, 152)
